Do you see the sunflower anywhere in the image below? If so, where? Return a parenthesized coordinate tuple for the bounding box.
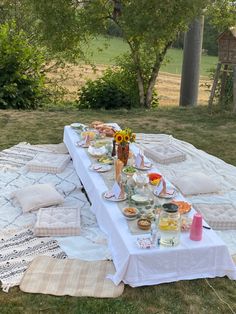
(115, 133, 124, 143)
(124, 134, 130, 142)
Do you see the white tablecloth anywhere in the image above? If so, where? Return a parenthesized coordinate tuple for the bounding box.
(64, 126, 236, 287)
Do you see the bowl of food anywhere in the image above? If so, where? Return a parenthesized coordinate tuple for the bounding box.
(148, 172, 162, 185)
(137, 218, 151, 230)
(122, 166, 136, 176)
(122, 207, 139, 219)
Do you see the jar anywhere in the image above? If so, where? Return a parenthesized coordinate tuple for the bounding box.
(158, 203, 181, 247)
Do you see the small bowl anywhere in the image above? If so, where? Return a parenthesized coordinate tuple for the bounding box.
(122, 207, 138, 219)
(137, 218, 151, 230)
(148, 172, 162, 185)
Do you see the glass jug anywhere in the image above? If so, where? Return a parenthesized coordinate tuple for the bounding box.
(158, 203, 181, 247)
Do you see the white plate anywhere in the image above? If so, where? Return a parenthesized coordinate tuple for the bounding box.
(102, 191, 127, 202)
(153, 189, 176, 199)
(131, 194, 149, 203)
(76, 141, 89, 148)
(134, 163, 152, 171)
(71, 123, 87, 129)
(89, 164, 111, 173)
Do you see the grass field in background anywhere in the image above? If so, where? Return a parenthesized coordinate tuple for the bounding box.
(0, 107, 236, 314)
(86, 36, 218, 77)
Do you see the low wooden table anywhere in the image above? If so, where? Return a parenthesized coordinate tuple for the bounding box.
(64, 125, 236, 287)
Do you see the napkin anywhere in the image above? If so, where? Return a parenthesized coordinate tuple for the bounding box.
(115, 159, 124, 183)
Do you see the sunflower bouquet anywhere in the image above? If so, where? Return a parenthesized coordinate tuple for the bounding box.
(114, 128, 136, 146)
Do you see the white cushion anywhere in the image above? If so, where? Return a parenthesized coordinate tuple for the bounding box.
(34, 207, 81, 236)
(171, 172, 220, 196)
(12, 183, 64, 213)
(139, 143, 186, 164)
(193, 203, 236, 230)
(26, 153, 71, 174)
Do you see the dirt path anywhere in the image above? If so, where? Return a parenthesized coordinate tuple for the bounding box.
(48, 64, 211, 106)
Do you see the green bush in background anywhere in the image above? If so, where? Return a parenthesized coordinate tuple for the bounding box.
(77, 74, 132, 110)
(0, 21, 47, 109)
(77, 54, 159, 110)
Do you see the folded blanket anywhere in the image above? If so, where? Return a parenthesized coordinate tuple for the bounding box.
(26, 152, 71, 174)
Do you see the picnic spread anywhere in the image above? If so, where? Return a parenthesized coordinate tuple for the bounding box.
(0, 121, 236, 295)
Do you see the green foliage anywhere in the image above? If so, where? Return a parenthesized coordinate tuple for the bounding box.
(207, 66, 233, 110)
(0, 22, 47, 109)
(77, 74, 132, 110)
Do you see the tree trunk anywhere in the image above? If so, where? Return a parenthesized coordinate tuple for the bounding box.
(145, 44, 172, 108)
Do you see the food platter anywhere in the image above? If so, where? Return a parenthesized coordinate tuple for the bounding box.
(172, 200, 192, 214)
(102, 191, 127, 202)
(97, 156, 114, 165)
(89, 163, 112, 173)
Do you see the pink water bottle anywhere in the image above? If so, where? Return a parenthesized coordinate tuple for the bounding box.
(190, 213, 203, 241)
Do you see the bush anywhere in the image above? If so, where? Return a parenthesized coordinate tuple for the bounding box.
(0, 21, 47, 109)
(78, 76, 132, 110)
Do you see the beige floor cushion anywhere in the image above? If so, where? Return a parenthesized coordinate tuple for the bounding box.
(193, 203, 236, 230)
(20, 256, 124, 298)
(139, 143, 186, 164)
(11, 183, 64, 213)
(171, 172, 220, 196)
(26, 152, 71, 174)
(34, 207, 81, 236)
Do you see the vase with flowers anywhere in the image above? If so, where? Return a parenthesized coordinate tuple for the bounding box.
(114, 128, 136, 166)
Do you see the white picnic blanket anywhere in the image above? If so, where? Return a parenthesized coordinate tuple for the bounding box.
(136, 133, 236, 255)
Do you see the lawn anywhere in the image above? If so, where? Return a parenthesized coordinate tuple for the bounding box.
(85, 36, 218, 77)
(0, 107, 236, 314)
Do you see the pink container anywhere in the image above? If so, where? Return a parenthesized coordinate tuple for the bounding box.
(190, 213, 203, 241)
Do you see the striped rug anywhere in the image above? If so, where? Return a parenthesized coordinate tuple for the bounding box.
(20, 256, 124, 298)
(0, 229, 67, 292)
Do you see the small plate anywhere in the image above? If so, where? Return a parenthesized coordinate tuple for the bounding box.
(89, 163, 111, 173)
(76, 141, 89, 148)
(153, 189, 176, 199)
(102, 191, 127, 202)
(134, 163, 152, 171)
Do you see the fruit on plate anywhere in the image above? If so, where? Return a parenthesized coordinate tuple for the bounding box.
(171, 201, 191, 214)
(97, 156, 113, 164)
(148, 172, 162, 185)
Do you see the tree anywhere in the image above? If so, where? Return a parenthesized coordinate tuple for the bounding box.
(27, 0, 208, 108)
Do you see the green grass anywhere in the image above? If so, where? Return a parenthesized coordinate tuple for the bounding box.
(85, 36, 218, 77)
(0, 107, 236, 314)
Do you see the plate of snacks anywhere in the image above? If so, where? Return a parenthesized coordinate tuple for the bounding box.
(171, 200, 192, 214)
(122, 166, 136, 176)
(97, 156, 114, 165)
(137, 218, 151, 230)
(122, 207, 139, 220)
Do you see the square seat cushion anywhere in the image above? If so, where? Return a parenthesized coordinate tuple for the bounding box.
(26, 152, 71, 174)
(139, 143, 186, 164)
(171, 172, 220, 196)
(193, 203, 236, 230)
(12, 183, 64, 213)
(34, 207, 81, 236)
